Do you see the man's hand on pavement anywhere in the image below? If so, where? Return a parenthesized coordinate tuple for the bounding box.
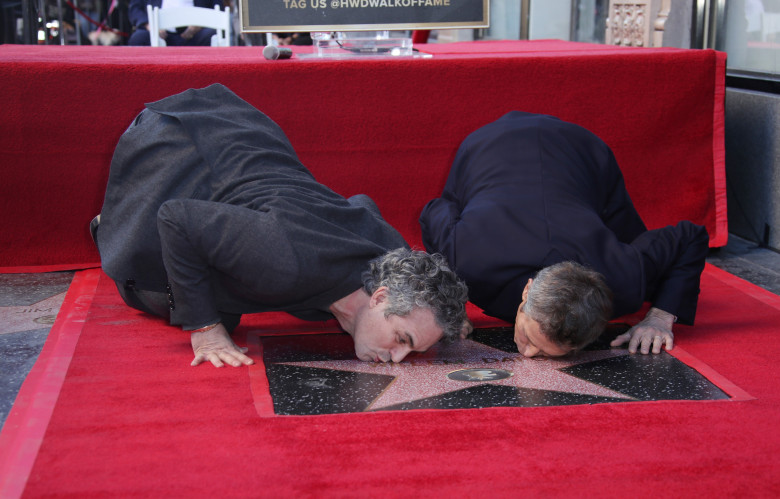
(610, 307, 675, 354)
(190, 323, 254, 368)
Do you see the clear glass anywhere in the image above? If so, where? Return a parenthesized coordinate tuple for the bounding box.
(464, 0, 778, 80)
(717, 0, 780, 78)
(311, 31, 414, 58)
(475, 0, 607, 44)
(481, 0, 521, 40)
(529, 0, 572, 40)
(572, 0, 608, 44)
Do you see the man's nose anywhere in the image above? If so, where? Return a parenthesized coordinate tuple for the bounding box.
(390, 345, 412, 363)
(521, 344, 541, 358)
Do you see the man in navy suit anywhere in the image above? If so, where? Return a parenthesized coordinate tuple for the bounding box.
(127, 0, 223, 46)
(420, 112, 709, 358)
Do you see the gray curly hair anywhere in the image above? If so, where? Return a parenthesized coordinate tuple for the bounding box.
(524, 261, 613, 350)
(362, 248, 470, 342)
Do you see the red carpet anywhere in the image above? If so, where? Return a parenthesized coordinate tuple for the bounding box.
(1, 263, 779, 497)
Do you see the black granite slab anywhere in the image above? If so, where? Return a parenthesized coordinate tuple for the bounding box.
(258, 326, 732, 416)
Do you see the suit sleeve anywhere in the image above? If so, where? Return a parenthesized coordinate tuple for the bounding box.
(157, 196, 396, 330)
(631, 221, 709, 325)
(156, 199, 298, 330)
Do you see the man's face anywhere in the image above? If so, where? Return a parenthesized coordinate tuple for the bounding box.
(352, 288, 443, 363)
(514, 279, 573, 358)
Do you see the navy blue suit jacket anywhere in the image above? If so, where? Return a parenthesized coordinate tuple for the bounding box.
(420, 112, 708, 324)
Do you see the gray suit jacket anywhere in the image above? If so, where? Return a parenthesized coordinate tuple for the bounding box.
(97, 84, 407, 329)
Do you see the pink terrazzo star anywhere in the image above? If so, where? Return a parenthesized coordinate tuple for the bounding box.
(278, 339, 634, 410)
(0, 292, 66, 335)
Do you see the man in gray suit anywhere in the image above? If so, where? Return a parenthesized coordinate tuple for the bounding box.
(93, 84, 469, 368)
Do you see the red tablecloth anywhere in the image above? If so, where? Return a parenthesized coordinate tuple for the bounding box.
(0, 40, 726, 270)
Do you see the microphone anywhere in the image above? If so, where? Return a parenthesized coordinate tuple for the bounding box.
(263, 45, 293, 60)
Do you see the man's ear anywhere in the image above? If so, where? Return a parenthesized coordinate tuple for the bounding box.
(522, 279, 533, 301)
(369, 286, 388, 308)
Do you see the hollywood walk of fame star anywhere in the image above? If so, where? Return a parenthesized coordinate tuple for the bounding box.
(270, 337, 636, 411)
(1, 292, 67, 335)
(251, 327, 734, 416)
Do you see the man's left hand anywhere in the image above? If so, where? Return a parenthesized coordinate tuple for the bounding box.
(610, 307, 675, 354)
(190, 323, 255, 368)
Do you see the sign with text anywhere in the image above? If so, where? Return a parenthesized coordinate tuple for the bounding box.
(240, 0, 488, 33)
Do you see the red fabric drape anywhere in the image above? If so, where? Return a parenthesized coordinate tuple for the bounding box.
(0, 41, 726, 271)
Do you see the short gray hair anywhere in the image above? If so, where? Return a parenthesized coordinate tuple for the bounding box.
(362, 248, 470, 341)
(524, 261, 612, 350)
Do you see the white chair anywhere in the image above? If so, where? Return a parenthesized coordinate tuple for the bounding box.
(146, 4, 231, 47)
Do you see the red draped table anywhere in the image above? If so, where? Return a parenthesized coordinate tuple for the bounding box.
(0, 40, 726, 271)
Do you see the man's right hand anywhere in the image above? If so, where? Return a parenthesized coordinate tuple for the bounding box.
(609, 307, 675, 354)
(190, 323, 254, 368)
